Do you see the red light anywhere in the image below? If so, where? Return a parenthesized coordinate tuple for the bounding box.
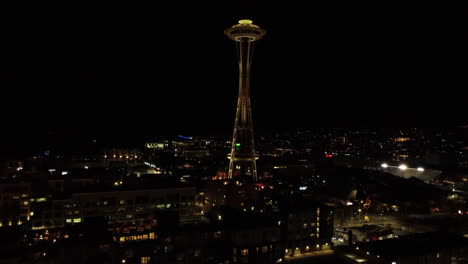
(325, 154, 333, 158)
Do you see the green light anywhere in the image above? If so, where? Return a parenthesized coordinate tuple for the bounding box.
(235, 143, 241, 147)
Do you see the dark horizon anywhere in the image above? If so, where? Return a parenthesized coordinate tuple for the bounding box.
(1, 3, 466, 148)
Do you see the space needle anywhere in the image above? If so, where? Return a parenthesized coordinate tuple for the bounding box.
(225, 19, 266, 181)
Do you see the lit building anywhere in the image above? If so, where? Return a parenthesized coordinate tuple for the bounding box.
(282, 201, 334, 257)
(0, 183, 31, 228)
(29, 184, 197, 231)
(342, 232, 468, 264)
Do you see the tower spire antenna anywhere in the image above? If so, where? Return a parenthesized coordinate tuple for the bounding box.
(225, 19, 266, 181)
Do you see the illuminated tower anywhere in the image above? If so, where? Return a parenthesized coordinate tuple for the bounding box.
(225, 19, 266, 181)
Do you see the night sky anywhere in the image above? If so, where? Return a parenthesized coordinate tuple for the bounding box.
(1, 3, 465, 148)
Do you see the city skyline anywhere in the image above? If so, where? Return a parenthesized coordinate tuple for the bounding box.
(2, 4, 468, 263)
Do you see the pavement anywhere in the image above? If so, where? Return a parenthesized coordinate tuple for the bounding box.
(285, 251, 349, 264)
(285, 250, 334, 262)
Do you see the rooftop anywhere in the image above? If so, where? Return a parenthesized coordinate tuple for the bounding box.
(359, 232, 468, 257)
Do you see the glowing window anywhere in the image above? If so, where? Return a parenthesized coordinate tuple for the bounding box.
(141, 256, 150, 264)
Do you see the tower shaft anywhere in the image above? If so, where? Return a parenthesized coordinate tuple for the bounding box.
(228, 39, 258, 180)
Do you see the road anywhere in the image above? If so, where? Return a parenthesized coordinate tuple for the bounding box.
(286, 251, 349, 264)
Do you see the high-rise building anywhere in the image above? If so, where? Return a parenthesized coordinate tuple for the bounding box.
(225, 19, 266, 181)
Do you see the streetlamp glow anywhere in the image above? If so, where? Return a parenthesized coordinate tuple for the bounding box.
(381, 163, 388, 168)
(417, 167, 424, 172)
(398, 164, 407, 170)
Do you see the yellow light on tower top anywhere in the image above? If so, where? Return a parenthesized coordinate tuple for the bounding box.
(239, 19, 253, 25)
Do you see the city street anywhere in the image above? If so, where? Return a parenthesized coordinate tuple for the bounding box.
(286, 251, 348, 264)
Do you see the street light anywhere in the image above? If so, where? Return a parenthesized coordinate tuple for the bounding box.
(381, 163, 425, 178)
